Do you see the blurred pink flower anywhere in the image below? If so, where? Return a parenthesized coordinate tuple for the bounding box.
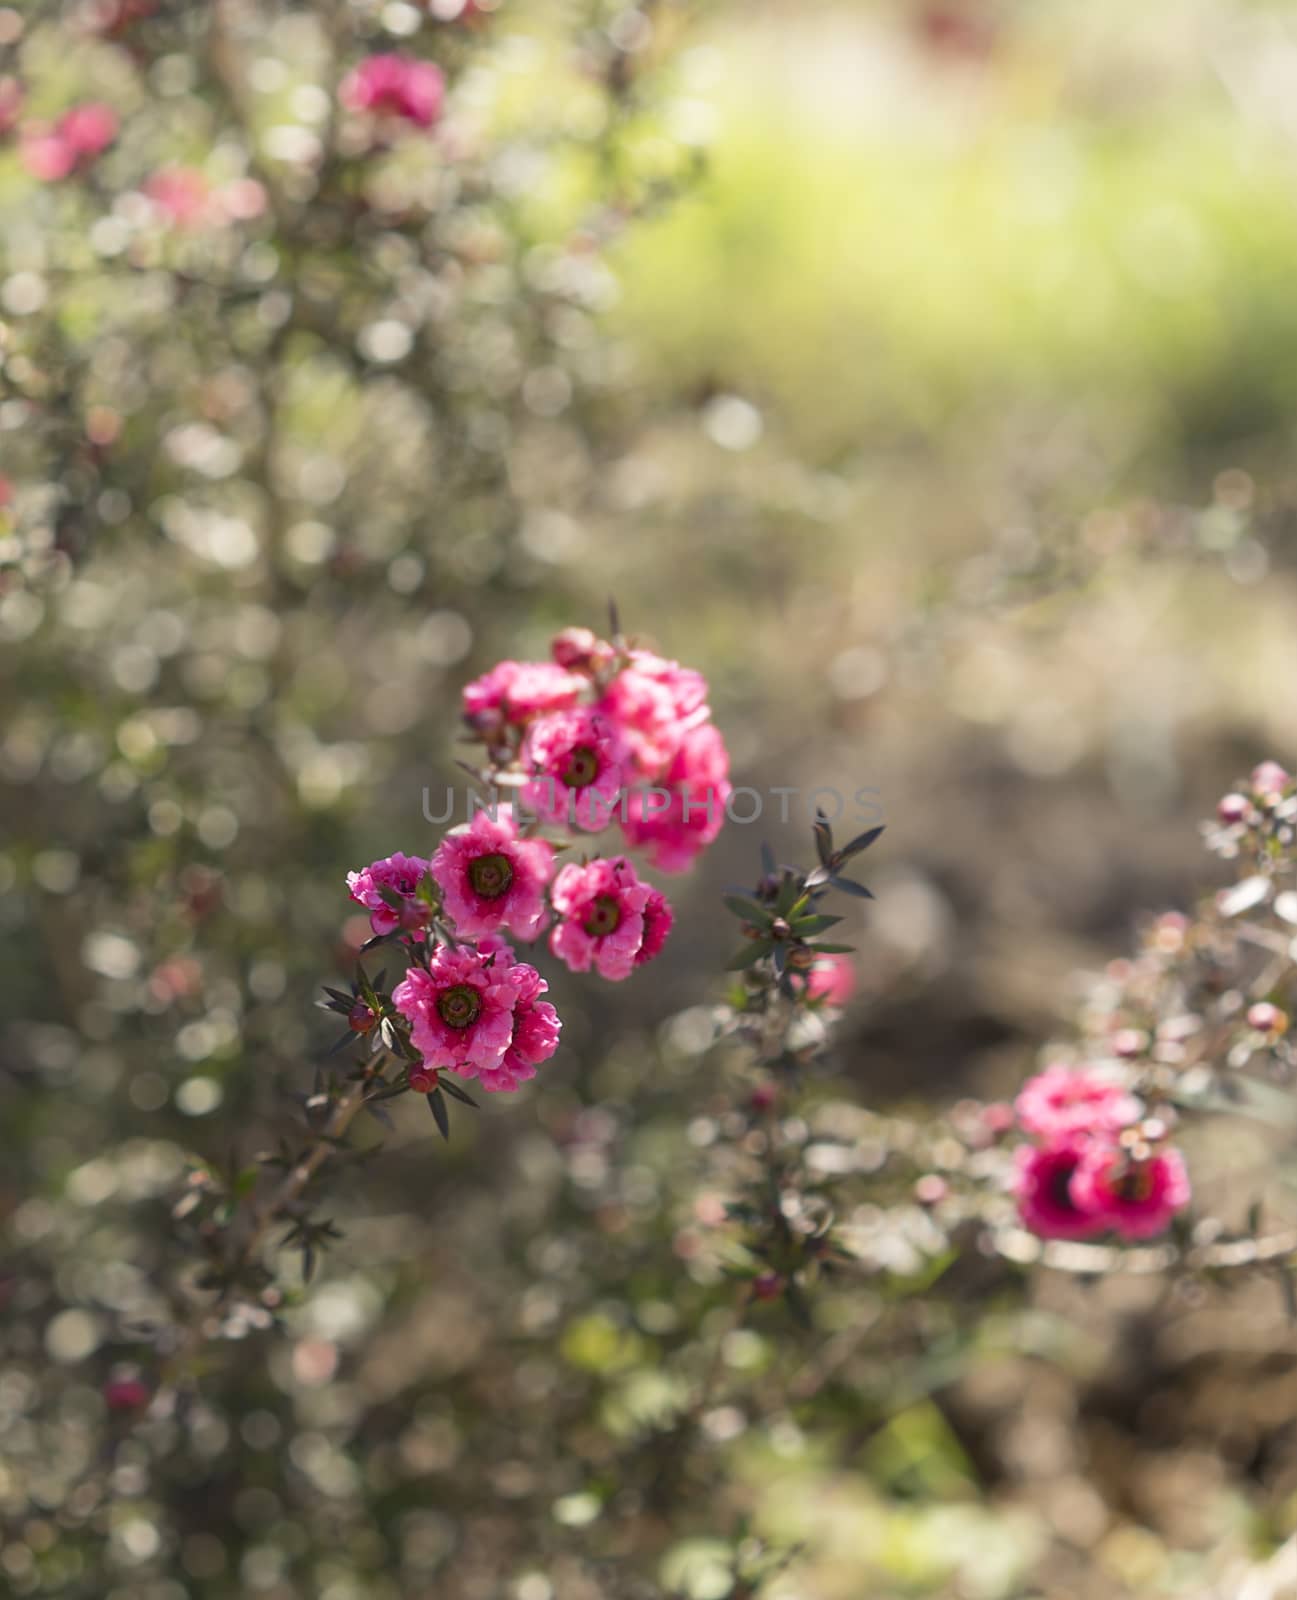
(22, 102, 118, 181)
(144, 166, 211, 226)
(599, 648, 709, 775)
(620, 722, 730, 871)
(1012, 1139, 1108, 1241)
(463, 659, 583, 730)
(1069, 1142, 1190, 1240)
(806, 951, 854, 1007)
(1014, 1064, 1140, 1141)
(340, 53, 446, 129)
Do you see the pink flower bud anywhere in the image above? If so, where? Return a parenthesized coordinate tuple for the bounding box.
(752, 1271, 783, 1301)
(1216, 792, 1251, 826)
(1247, 1002, 1288, 1036)
(1251, 760, 1291, 798)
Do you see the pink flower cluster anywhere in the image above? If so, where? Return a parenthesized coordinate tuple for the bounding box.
(335, 623, 733, 1103)
(1011, 1065, 1190, 1241)
(340, 53, 445, 130)
(462, 627, 731, 872)
(20, 102, 118, 182)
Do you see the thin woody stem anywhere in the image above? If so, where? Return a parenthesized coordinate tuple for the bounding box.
(161, 1059, 387, 1388)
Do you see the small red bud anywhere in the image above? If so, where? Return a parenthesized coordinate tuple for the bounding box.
(752, 1271, 783, 1302)
(409, 1065, 440, 1093)
(103, 1377, 151, 1412)
(750, 1083, 778, 1113)
(348, 1001, 376, 1033)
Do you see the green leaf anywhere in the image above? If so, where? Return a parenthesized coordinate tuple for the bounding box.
(439, 1077, 478, 1108)
(841, 825, 885, 859)
(428, 1088, 450, 1140)
(830, 875, 874, 899)
(791, 913, 842, 935)
(809, 941, 856, 955)
(726, 942, 770, 971)
(723, 894, 770, 924)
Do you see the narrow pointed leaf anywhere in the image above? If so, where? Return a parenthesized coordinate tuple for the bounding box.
(428, 1088, 450, 1140)
(841, 825, 885, 859)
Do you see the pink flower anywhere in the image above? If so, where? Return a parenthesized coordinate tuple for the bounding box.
(1012, 1139, 1108, 1241)
(806, 951, 854, 1006)
(1014, 1064, 1141, 1141)
(145, 166, 211, 226)
(340, 53, 446, 129)
(620, 722, 730, 871)
(522, 708, 628, 832)
(476, 944, 562, 1092)
(430, 804, 553, 941)
(463, 660, 584, 731)
(22, 102, 118, 181)
(599, 649, 710, 775)
(346, 851, 432, 936)
(1069, 1141, 1191, 1240)
(393, 943, 519, 1076)
(550, 856, 653, 981)
(1251, 760, 1291, 798)
(551, 626, 615, 675)
(635, 886, 674, 966)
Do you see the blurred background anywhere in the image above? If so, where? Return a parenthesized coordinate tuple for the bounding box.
(4, 0, 1297, 1595)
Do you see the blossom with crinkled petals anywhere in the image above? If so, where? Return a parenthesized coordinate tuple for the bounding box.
(522, 708, 628, 832)
(550, 856, 652, 981)
(474, 942, 562, 1092)
(430, 804, 553, 940)
(346, 851, 432, 936)
(340, 53, 445, 129)
(393, 943, 519, 1079)
(1014, 1064, 1140, 1141)
(1012, 1139, 1108, 1241)
(620, 722, 730, 871)
(634, 886, 673, 967)
(599, 649, 710, 775)
(1069, 1141, 1190, 1240)
(462, 660, 584, 738)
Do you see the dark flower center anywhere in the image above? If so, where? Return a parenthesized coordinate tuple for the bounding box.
(437, 984, 481, 1029)
(1048, 1159, 1081, 1213)
(583, 894, 622, 938)
(563, 745, 599, 789)
(1112, 1162, 1153, 1203)
(468, 851, 513, 899)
